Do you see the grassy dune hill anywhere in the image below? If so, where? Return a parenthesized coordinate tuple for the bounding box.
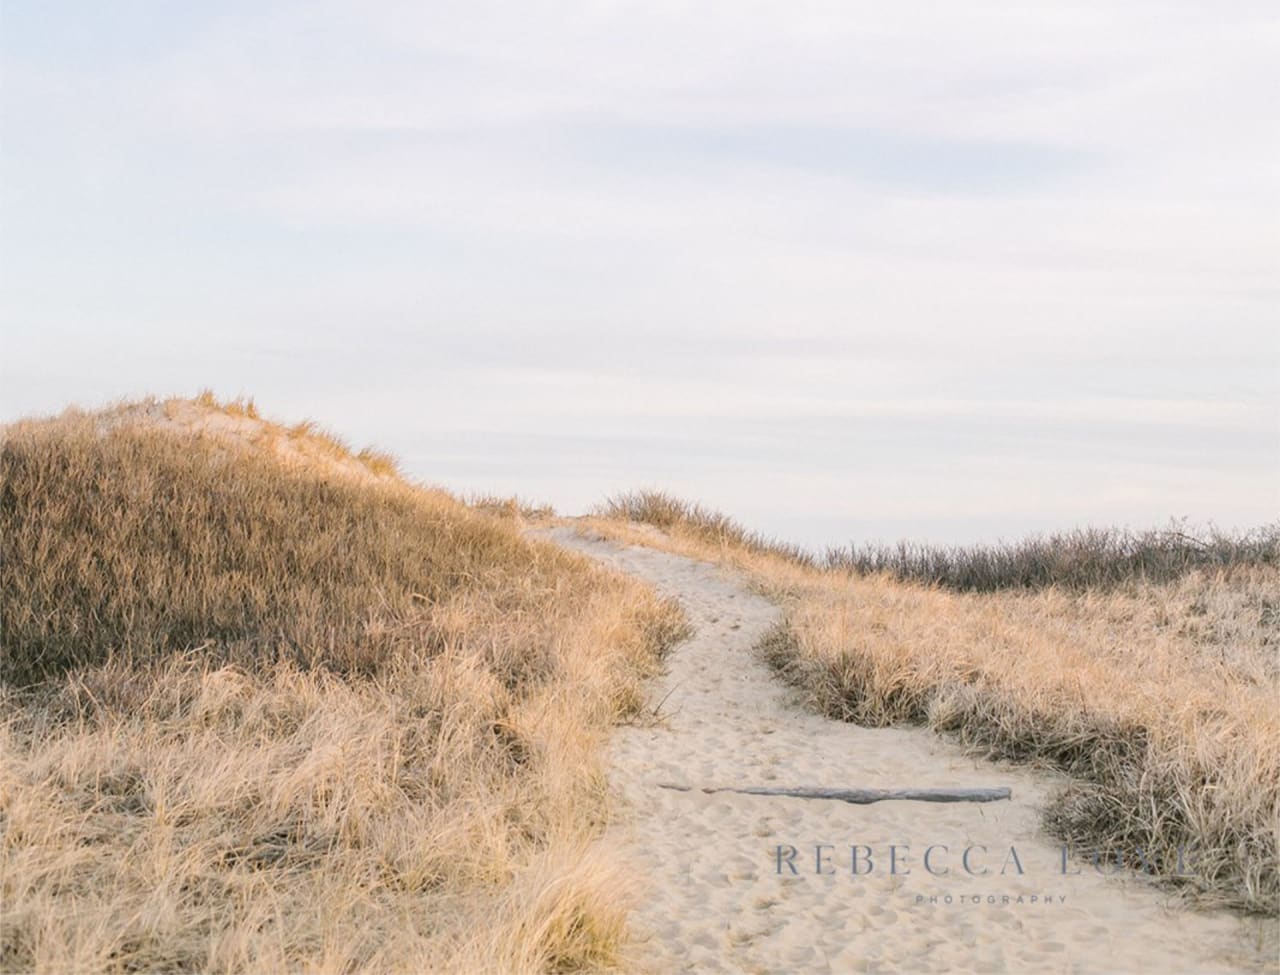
(591, 492, 1280, 916)
(0, 398, 684, 973)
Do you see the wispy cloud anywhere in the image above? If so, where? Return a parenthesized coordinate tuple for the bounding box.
(2, 1, 1276, 543)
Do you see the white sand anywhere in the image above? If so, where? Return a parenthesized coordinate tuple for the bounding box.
(545, 526, 1277, 975)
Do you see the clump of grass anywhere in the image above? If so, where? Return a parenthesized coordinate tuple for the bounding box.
(596, 490, 814, 566)
(825, 523, 1280, 592)
(195, 389, 259, 419)
(594, 495, 1280, 915)
(0, 398, 685, 972)
(354, 446, 399, 478)
(469, 494, 556, 521)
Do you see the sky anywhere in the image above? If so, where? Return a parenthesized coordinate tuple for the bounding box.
(2, 1, 1277, 548)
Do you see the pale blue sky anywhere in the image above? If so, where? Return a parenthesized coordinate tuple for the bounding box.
(3, 1, 1277, 547)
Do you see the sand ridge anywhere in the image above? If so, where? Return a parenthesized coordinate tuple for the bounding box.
(544, 525, 1276, 975)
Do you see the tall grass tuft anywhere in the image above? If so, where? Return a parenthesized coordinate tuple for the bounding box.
(469, 494, 556, 521)
(596, 490, 815, 566)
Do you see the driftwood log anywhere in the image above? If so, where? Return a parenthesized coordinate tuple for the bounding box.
(657, 784, 1011, 804)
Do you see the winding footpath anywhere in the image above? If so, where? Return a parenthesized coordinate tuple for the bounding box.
(545, 526, 1275, 975)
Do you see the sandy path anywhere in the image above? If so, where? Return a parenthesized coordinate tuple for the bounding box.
(544, 526, 1275, 975)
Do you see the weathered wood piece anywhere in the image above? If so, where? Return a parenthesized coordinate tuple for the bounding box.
(657, 784, 1012, 804)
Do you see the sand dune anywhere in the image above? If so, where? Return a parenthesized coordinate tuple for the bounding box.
(544, 525, 1276, 975)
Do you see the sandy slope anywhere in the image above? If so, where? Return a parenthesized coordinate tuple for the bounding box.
(543, 526, 1277, 975)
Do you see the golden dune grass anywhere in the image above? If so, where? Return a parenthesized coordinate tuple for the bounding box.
(585, 494, 1280, 915)
(0, 398, 685, 973)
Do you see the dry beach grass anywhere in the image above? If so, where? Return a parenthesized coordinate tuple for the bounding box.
(591, 491, 1280, 917)
(0, 398, 685, 973)
(2, 398, 1275, 974)
(545, 525, 1276, 974)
